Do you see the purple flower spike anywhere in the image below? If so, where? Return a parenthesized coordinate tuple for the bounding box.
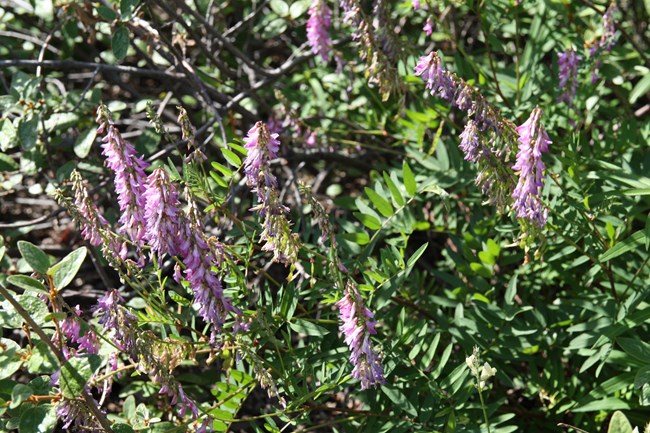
(178, 198, 240, 340)
(243, 122, 300, 265)
(96, 105, 149, 246)
(557, 49, 581, 104)
(143, 168, 182, 260)
(307, 0, 333, 62)
(512, 107, 551, 227)
(336, 283, 386, 390)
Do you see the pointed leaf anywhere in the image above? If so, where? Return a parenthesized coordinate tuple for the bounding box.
(364, 187, 393, 217)
(383, 172, 405, 206)
(403, 162, 416, 196)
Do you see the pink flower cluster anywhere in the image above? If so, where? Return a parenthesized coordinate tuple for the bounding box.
(96, 106, 149, 247)
(557, 48, 581, 105)
(512, 107, 551, 227)
(307, 0, 332, 62)
(336, 283, 386, 389)
(243, 121, 300, 265)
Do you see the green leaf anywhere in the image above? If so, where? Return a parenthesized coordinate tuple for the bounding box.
(289, 319, 329, 336)
(383, 172, 405, 207)
(120, 0, 138, 20)
(289, 1, 308, 19)
(381, 387, 418, 417)
(27, 341, 58, 374)
(60, 354, 102, 398)
(44, 113, 80, 131)
(47, 247, 87, 290)
(364, 187, 393, 217)
(10, 383, 32, 409)
(342, 232, 370, 245)
(407, 243, 428, 268)
(505, 274, 517, 305)
(19, 404, 57, 433)
(211, 161, 233, 178)
(630, 74, 650, 104)
(269, 0, 289, 16)
(112, 424, 136, 433)
(17, 241, 50, 271)
(74, 128, 97, 158)
(7, 275, 47, 293)
(0, 153, 19, 171)
(353, 212, 381, 230)
(221, 148, 241, 167)
(618, 338, 650, 363)
(112, 25, 130, 61)
(0, 118, 17, 151)
(599, 231, 646, 262)
(0, 339, 24, 379)
(97, 5, 117, 21)
(403, 162, 416, 196)
(18, 115, 39, 150)
(607, 411, 634, 433)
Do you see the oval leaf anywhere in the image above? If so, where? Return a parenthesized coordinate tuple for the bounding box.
(112, 25, 130, 61)
(60, 354, 102, 398)
(7, 275, 47, 293)
(17, 241, 50, 274)
(47, 247, 87, 290)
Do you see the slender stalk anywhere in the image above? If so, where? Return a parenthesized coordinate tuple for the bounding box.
(477, 388, 492, 433)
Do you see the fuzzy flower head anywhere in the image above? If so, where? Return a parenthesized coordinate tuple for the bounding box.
(143, 168, 182, 260)
(307, 0, 333, 62)
(557, 48, 582, 104)
(512, 106, 551, 227)
(336, 282, 386, 390)
(96, 105, 150, 246)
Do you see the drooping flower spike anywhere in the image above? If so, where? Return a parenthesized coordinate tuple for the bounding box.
(336, 282, 386, 389)
(512, 106, 551, 227)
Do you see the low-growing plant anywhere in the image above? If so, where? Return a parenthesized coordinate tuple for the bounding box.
(1, 1, 649, 433)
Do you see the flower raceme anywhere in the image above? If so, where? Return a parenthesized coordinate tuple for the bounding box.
(96, 105, 149, 248)
(557, 48, 581, 105)
(512, 107, 551, 227)
(307, 0, 333, 62)
(243, 121, 300, 265)
(336, 282, 386, 389)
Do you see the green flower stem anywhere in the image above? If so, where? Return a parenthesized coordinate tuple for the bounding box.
(477, 387, 492, 433)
